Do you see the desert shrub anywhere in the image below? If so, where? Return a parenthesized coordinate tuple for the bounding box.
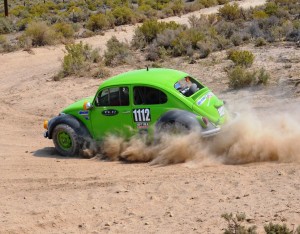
(183, 28, 205, 48)
(221, 213, 257, 234)
(228, 66, 270, 88)
(222, 213, 300, 233)
(171, 38, 190, 56)
(29, 3, 50, 17)
(52, 22, 74, 39)
(227, 50, 255, 67)
(188, 15, 205, 28)
(216, 21, 236, 38)
(171, 0, 185, 15)
(258, 16, 280, 31)
(281, 20, 294, 38)
(92, 65, 110, 79)
(217, 0, 229, 4)
(145, 43, 167, 61)
(86, 13, 110, 32)
(10, 5, 28, 18)
(112, 6, 136, 26)
(249, 22, 263, 38)
(138, 4, 157, 19)
(264, 223, 296, 234)
(252, 10, 269, 19)
(196, 41, 211, 58)
(184, 1, 203, 13)
(161, 6, 175, 17)
(104, 36, 132, 66)
(68, 6, 87, 22)
(255, 37, 267, 46)
(218, 3, 241, 21)
(80, 29, 95, 38)
(198, 0, 218, 8)
(136, 20, 181, 44)
(266, 25, 282, 42)
(264, 2, 279, 16)
(131, 29, 147, 49)
(156, 29, 181, 48)
(0, 35, 18, 53)
(214, 35, 232, 50)
(16, 17, 33, 31)
(256, 68, 269, 85)
(60, 42, 101, 77)
(24, 21, 58, 46)
(286, 28, 300, 42)
(167, 29, 204, 56)
(227, 66, 256, 88)
(0, 35, 6, 44)
(208, 13, 218, 25)
(230, 33, 243, 46)
(0, 17, 15, 34)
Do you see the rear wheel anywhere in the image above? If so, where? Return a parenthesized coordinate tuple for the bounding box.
(154, 121, 191, 143)
(52, 124, 80, 156)
(156, 121, 190, 135)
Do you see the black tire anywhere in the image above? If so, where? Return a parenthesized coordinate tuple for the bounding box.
(154, 121, 191, 144)
(52, 124, 80, 156)
(156, 121, 190, 135)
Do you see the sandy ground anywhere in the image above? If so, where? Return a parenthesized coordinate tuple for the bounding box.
(1, 0, 300, 233)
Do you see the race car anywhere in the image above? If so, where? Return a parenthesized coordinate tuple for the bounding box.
(44, 68, 227, 156)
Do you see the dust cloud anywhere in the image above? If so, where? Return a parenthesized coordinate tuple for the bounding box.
(83, 106, 300, 165)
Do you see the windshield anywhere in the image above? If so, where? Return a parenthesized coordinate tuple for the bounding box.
(174, 76, 204, 97)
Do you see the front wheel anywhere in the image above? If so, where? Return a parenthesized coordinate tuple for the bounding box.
(52, 124, 80, 156)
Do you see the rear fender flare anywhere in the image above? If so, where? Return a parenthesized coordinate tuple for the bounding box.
(155, 109, 201, 132)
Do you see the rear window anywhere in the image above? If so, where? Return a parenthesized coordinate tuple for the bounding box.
(174, 76, 204, 97)
(134, 86, 167, 105)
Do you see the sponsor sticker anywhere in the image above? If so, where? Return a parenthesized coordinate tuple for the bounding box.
(197, 96, 207, 106)
(102, 109, 118, 116)
(197, 92, 214, 106)
(137, 122, 149, 129)
(79, 110, 89, 120)
(218, 106, 225, 117)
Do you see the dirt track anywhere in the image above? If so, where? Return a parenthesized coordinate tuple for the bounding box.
(1, 0, 300, 233)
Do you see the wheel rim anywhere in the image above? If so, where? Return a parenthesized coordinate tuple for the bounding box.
(57, 131, 72, 150)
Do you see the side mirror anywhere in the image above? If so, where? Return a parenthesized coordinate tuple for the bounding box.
(83, 101, 93, 110)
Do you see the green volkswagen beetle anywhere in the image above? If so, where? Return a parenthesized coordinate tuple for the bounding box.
(44, 68, 227, 156)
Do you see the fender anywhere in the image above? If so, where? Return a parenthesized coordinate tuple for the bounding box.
(156, 109, 201, 132)
(47, 114, 91, 140)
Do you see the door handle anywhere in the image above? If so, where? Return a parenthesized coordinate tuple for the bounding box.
(122, 110, 131, 114)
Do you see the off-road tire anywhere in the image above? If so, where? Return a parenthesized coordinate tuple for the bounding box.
(52, 124, 80, 156)
(156, 121, 190, 135)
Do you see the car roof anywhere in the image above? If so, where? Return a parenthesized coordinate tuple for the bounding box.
(101, 68, 189, 89)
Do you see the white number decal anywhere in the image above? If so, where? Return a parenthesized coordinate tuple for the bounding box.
(144, 109, 150, 121)
(133, 109, 151, 122)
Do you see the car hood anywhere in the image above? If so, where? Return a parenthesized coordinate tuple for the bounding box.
(62, 96, 94, 114)
(192, 91, 225, 125)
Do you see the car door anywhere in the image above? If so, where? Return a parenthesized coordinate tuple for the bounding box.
(90, 86, 133, 140)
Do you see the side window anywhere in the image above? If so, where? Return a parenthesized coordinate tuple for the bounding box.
(174, 76, 204, 97)
(134, 86, 167, 105)
(96, 87, 129, 106)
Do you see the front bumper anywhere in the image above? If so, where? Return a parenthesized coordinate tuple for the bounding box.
(201, 126, 221, 138)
